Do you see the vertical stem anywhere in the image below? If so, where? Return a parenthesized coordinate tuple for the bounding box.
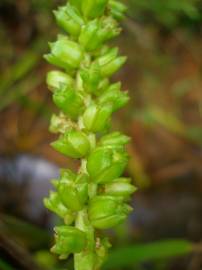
(76, 136, 97, 270)
(74, 209, 96, 270)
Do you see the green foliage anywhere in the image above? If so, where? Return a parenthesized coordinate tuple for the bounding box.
(103, 239, 193, 269)
(128, 0, 201, 28)
(0, 215, 50, 249)
(0, 259, 14, 270)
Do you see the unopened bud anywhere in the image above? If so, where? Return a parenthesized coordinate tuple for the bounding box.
(96, 47, 126, 77)
(87, 147, 128, 183)
(44, 192, 75, 224)
(89, 195, 132, 229)
(54, 4, 84, 36)
(82, 0, 108, 19)
(51, 226, 86, 257)
(44, 39, 84, 70)
(83, 103, 113, 132)
(104, 178, 137, 197)
(51, 130, 90, 158)
(98, 82, 129, 112)
(99, 131, 130, 149)
(46, 70, 74, 92)
(53, 86, 84, 119)
(57, 172, 89, 211)
(79, 17, 120, 51)
(109, 0, 127, 20)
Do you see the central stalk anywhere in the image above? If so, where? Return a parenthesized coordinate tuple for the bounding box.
(75, 209, 96, 270)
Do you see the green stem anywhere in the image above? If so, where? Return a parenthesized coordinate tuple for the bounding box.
(74, 209, 96, 270)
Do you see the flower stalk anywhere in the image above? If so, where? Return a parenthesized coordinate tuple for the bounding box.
(44, 1, 136, 269)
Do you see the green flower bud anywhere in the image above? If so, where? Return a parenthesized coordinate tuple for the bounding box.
(44, 192, 75, 224)
(81, 0, 108, 19)
(44, 39, 84, 70)
(96, 47, 126, 77)
(79, 17, 120, 51)
(98, 82, 129, 112)
(89, 195, 132, 229)
(57, 173, 89, 211)
(80, 63, 109, 95)
(53, 85, 84, 119)
(51, 130, 90, 158)
(99, 131, 130, 149)
(87, 147, 128, 183)
(109, 0, 127, 20)
(99, 16, 121, 40)
(80, 63, 101, 93)
(104, 178, 137, 197)
(54, 4, 84, 36)
(52, 226, 86, 257)
(97, 78, 110, 95)
(82, 103, 113, 132)
(46, 70, 74, 92)
(79, 19, 100, 51)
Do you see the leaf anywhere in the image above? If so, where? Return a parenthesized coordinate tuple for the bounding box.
(0, 258, 14, 270)
(0, 50, 40, 95)
(0, 214, 51, 249)
(103, 239, 192, 269)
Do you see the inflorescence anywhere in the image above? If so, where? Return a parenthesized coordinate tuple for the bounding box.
(44, 1, 136, 269)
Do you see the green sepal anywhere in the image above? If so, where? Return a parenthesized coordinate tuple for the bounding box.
(46, 70, 74, 92)
(53, 86, 84, 120)
(104, 177, 137, 197)
(51, 130, 90, 159)
(98, 16, 121, 42)
(57, 173, 89, 211)
(109, 0, 127, 20)
(79, 17, 120, 51)
(98, 47, 118, 66)
(96, 47, 126, 77)
(44, 39, 84, 70)
(100, 56, 126, 77)
(44, 192, 75, 224)
(81, 0, 108, 19)
(89, 195, 132, 229)
(98, 82, 129, 112)
(87, 147, 128, 183)
(83, 103, 113, 132)
(79, 19, 100, 51)
(54, 3, 84, 36)
(80, 63, 101, 93)
(51, 226, 86, 257)
(80, 63, 109, 95)
(99, 131, 130, 149)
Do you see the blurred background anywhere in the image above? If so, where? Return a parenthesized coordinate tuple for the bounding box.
(0, 0, 202, 269)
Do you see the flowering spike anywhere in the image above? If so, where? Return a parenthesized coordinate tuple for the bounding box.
(44, 1, 135, 269)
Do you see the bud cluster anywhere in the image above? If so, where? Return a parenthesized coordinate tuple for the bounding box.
(44, 1, 136, 269)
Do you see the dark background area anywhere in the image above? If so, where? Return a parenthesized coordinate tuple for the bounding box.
(0, 0, 202, 269)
